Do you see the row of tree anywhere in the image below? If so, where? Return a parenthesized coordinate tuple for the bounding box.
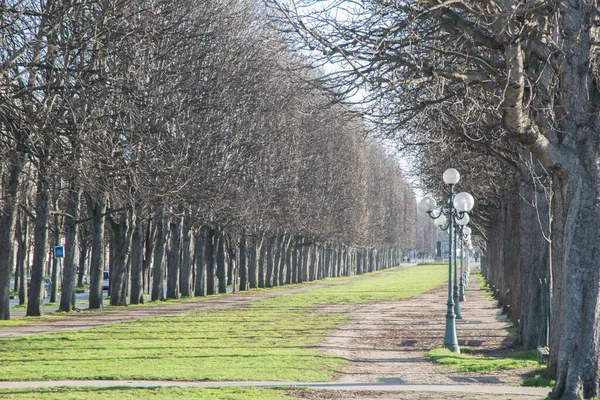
(269, 0, 600, 397)
(0, 0, 416, 320)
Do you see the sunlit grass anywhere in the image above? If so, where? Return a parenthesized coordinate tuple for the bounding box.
(0, 265, 448, 383)
(523, 365, 555, 388)
(256, 264, 448, 307)
(0, 307, 347, 381)
(427, 348, 539, 372)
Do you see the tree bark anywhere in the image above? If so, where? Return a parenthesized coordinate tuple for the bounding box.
(291, 240, 298, 284)
(285, 238, 293, 284)
(86, 190, 107, 310)
(109, 211, 132, 306)
(518, 179, 548, 350)
(193, 227, 207, 296)
(278, 234, 289, 286)
(143, 217, 156, 295)
(130, 213, 145, 304)
(549, 160, 600, 399)
(248, 237, 258, 289)
(27, 172, 50, 317)
(324, 244, 331, 278)
(151, 208, 168, 301)
(16, 211, 27, 306)
(238, 232, 247, 291)
(58, 181, 81, 312)
(226, 235, 237, 292)
(273, 231, 284, 287)
(265, 235, 274, 288)
(180, 215, 194, 297)
(258, 236, 267, 288)
(0, 154, 23, 319)
(166, 215, 182, 299)
(205, 227, 216, 295)
(216, 230, 227, 294)
(77, 227, 88, 287)
(49, 183, 61, 304)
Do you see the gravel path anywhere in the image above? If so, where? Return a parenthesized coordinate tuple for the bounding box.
(312, 272, 547, 399)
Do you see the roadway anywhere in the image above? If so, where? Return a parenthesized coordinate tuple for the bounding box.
(9, 290, 110, 317)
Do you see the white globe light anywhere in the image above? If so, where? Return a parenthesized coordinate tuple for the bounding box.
(456, 213, 470, 226)
(443, 168, 460, 185)
(418, 196, 437, 213)
(454, 192, 475, 212)
(433, 215, 447, 226)
(463, 226, 472, 236)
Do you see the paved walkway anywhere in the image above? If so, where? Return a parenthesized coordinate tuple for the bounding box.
(0, 379, 550, 396)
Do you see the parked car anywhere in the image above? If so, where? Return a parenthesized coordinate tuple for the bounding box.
(103, 271, 110, 291)
(26, 277, 52, 299)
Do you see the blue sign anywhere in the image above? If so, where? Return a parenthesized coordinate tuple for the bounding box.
(54, 246, 65, 259)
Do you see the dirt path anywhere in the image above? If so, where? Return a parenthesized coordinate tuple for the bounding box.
(0, 266, 549, 399)
(311, 272, 545, 399)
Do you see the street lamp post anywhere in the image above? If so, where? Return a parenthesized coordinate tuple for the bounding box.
(460, 226, 472, 301)
(418, 168, 474, 353)
(454, 213, 469, 311)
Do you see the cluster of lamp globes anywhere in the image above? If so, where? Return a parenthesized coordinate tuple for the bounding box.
(418, 168, 475, 243)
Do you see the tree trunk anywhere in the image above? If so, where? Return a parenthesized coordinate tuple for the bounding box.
(279, 234, 288, 286)
(77, 228, 88, 287)
(226, 235, 237, 292)
(58, 181, 80, 312)
(50, 217, 59, 303)
(86, 190, 107, 310)
(193, 227, 207, 296)
(265, 235, 274, 288)
(27, 173, 50, 317)
(238, 232, 247, 291)
(16, 211, 27, 306)
(548, 160, 600, 399)
(337, 246, 343, 277)
(324, 244, 331, 278)
(109, 211, 131, 306)
(308, 245, 316, 281)
(299, 242, 307, 283)
(0, 154, 23, 319)
(285, 238, 293, 285)
(143, 217, 156, 295)
(180, 215, 193, 297)
(258, 236, 267, 288)
(130, 214, 145, 304)
(205, 227, 216, 295)
(291, 240, 298, 284)
(151, 209, 168, 301)
(166, 215, 181, 299)
(216, 230, 227, 294)
(50, 183, 61, 304)
(273, 231, 284, 287)
(518, 179, 548, 350)
(248, 237, 258, 289)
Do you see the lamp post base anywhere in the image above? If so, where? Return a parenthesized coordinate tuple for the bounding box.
(444, 301, 460, 353)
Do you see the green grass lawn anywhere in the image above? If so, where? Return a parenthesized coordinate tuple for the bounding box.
(0, 265, 449, 398)
(0, 264, 448, 383)
(427, 347, 540, 372)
